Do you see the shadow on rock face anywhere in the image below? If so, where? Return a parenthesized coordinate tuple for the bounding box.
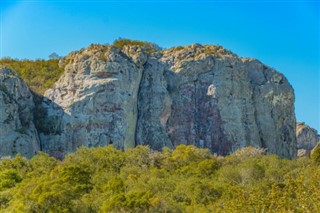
(0, 67, 40, 158)
(28, 44, 297, 159)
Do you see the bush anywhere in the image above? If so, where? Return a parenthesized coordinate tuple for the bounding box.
(0, 58, 65, 94)
(113, 38, 161, 53)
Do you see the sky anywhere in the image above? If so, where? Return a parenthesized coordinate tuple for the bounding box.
(1, 0, 319, 131)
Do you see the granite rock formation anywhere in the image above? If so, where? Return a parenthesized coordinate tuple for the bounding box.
(39, 43, 296, 158)
(0, 67, 40, 158)
(39, 45, 146, 158)
(296, 122, 320, 157)
(0, 43, 297, 158)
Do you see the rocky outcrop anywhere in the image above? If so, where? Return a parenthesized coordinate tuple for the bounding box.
(0, 42, 298, 159)
(156, 45, 296, 158)
(0, 67, 40, 158)
(38, 43, 296, 158)
(39, 45, 147, 158)
(296, 122, 320, 157)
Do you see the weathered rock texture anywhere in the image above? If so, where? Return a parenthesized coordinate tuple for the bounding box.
(0, 43, 298, 158)
(296, 122, 320, 157)
(160, 45, 296, 158)
(38, 43, 296, 158)
(0, 67, 40, 158)
(39, 45, 147, 158)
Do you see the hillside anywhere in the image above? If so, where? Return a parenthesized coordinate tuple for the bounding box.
(1, 40, 319, 212)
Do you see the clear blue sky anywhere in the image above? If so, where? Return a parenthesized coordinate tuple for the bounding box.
(1, 0, 319, 131)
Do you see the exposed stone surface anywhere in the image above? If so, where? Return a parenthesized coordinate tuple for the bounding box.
(38, 43, 296, 158)
(40, 45, 147, 158)
(0, 43, 298, 159)
(0, 67, 40, 158)
(156, 45, 296, 158)
(136, 57, 174, 150)
(296, 122, 320, 157)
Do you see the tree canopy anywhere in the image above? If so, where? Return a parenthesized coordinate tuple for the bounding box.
(0, 145, 319, 212)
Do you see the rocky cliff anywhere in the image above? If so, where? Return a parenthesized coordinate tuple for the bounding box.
(0, 42, 297, 158)
(0, 67, 40, 158)
(296, 122, 320, 157)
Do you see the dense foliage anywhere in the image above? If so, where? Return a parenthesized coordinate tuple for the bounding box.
(0, 58, 64, 94)
(0, 145, 319, 212)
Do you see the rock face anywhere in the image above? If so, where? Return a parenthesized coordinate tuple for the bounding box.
(1, 44, 296, 158)
(40, 45, 147, 158)
(0, 67, 40, 158)
(157, 46, 296, 158)
(37, 43, 296, 158)
(296, 122, 320, 157)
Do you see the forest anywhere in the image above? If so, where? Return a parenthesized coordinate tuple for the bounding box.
(0, 145, 319, 212)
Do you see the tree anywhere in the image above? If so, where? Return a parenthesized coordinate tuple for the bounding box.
(48, 52, 61, 59)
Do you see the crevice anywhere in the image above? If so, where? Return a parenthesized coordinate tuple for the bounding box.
(134, 58, 149, 147)
(252, 97, 265, 149)
(193, 79, 199, 146)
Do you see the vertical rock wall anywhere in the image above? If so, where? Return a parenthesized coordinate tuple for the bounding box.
(0, 43, 298, 159)
(0, 67, 40, 158)
(40, 45, 146, 158)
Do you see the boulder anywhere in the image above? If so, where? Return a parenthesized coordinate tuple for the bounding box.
(296, 122, 320, 157)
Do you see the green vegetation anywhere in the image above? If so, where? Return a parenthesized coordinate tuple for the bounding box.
(113, 38, 161, 53)
(311, 145, 320, 164)
(0, 58, 65, 94)
(0, 145, 319, 212)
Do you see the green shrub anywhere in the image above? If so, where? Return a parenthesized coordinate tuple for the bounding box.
(113, 38, 161, 53)
(0, 58, 65, 94)
(0, 170, 22, 191)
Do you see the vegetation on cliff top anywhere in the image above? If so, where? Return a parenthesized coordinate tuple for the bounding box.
(0, 58, 64, 94)
(0, 39, 235, 95)
(0, 145, 319, 212)
(112, 38, 161, 53)
(0, 39, 159, 94)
